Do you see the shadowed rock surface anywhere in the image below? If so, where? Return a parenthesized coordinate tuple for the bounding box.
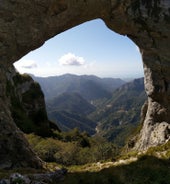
(0, 0, 169, 168)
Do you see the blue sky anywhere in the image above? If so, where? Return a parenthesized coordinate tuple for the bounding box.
(14, 19, 144, 79)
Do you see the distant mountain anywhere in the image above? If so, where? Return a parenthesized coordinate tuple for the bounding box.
(31, 74, 125, 135)
(90, 78, 147, 146)
(47, 92, 96, 115)
(46, 92, 97, 135)
(30, 74, 146, 143)
(32, 74, 126, 101)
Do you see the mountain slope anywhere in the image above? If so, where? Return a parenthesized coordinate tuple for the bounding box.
(90, 78, 147, 146)
(47, 92, 96, 115)
(32, 74, 125, 101)
(49, 110, 97, 135)
(46, 92, 97, 134)
(31, 74, 125, 135)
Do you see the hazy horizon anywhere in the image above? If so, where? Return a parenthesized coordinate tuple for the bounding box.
(21, 72, 142, 82)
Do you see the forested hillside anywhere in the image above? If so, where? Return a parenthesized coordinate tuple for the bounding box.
(90, 78, 146, 146)
(32, 74, 126, 134)
(32, 75, 146, 146)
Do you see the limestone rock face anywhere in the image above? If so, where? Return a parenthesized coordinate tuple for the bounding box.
(0, 0, 169, 167)
(6, 66, 57, 136)
(0, 68, 42, 169)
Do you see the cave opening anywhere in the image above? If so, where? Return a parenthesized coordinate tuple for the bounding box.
(11, 19, 147, 165)
(0, 0, 169, 173)
(13, 18, 145, 135)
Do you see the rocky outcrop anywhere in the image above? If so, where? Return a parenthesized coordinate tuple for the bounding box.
(0, 67, 42, 169)
(0, 66, 59, 169)
(6, 66, 58, 136)
(0, 0, 169, 167)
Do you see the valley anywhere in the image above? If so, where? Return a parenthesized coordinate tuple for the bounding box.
(33, 74, 146, 147)
(0, 1, 170, 183)
(1, 71, 169, 183)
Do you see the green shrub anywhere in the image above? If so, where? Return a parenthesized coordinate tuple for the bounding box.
(26, 132, 118, 166)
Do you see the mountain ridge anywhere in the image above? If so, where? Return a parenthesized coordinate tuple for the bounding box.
(31, 74, 126, 135)
(31, 73, 126, 102)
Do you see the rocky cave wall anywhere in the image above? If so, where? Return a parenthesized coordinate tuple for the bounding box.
(0, 0, 169, 168)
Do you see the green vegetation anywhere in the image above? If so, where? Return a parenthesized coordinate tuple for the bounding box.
(33, 75, 146, 149)
(90, 78, 146, 147)
(118, 140, 170, 162)
(146, 141, 170, 159)
(47, 92, 97, 134)
(58, 156, 170, 184)
(38, 74, 125, 136)
(47, 92, 96, 115)
(49, 110, 96, 135)
(3, 73, 170, 184)
(26, 129, 118, 166)
(55, 142, 170, 183)
(5, 73, 169, 184)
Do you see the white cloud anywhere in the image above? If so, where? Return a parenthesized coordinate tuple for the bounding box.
(59, 53, 85, 66)
(14, 59, 37, 69)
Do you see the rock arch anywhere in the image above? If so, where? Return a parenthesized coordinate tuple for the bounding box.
(0, 0, 169, 168)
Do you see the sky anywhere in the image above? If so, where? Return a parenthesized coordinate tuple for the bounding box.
(14, 19, 144, 79)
